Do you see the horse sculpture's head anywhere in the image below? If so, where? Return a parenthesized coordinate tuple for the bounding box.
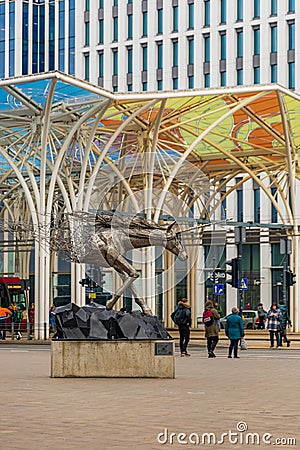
(165, 222, 188, 261)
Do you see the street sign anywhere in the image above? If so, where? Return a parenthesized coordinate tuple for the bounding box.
(213, 283, 224, 295)
(238, 278, 248, 290)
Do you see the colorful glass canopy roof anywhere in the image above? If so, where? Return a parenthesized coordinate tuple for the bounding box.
(0, 71, 298, 226)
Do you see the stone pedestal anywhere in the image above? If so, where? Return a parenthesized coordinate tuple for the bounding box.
(51, 340, 175, 378)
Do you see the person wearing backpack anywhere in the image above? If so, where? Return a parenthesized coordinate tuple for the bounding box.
(171, 298, 192, 357)
(203, 300, 220, 358)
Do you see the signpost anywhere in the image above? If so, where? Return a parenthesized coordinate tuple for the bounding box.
(239, 278, 248, 290)
(213, 283, 224, 295)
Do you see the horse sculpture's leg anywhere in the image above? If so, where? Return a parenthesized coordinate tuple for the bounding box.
(105, 254, 152, 315)
(118, 274, 153, 316)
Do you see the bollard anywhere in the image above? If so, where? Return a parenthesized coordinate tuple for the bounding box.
(27, 322, 31, 340)
(11, 321, 14, 340)
(44, 322, 47, 340)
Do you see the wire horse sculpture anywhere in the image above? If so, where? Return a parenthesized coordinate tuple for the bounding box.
(49, 212, 188, 316)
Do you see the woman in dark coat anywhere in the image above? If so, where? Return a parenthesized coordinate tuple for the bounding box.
(225, 307, 244, 358)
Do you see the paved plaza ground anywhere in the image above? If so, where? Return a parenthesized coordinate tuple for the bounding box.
(0, 343, 299, 450)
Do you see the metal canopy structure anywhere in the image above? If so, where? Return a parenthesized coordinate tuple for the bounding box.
(0, 71, 299, 336)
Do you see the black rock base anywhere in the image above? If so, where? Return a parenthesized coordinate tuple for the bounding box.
(53, 302, 171, 340)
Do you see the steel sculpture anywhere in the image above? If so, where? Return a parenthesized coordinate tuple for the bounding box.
(50, 212, 188, 316)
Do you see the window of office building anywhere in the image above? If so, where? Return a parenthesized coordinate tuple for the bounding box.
(237, 0, 243, 21)
(271, 0, 277, 16)
(99, 51, 104, 78)
(288, 23, 295, 50)
(85, 21, 90, 46)
(188, 38, 194, 88)
(99, 0, 104, 7)
(157, 42, 163, 69)
(237, 30, 243, 57)
(113, 17, 118, 42)
(254, 28, 260, 54)
(127, 47, 133, 91)
(157, 7, 163, 34)
(241, 244, 261, 308)
(9, 1, 15, 76)
(221, 72, 226, 86)
(142, 45, 148, 71)
(32, 3, 39, 73)
(188, 2, 194, 29)
(288, 0, 295, 13)
(204, 73, 210, 87)
(188, 38, 194, 64)
(173, 40, 178, 67)
(69, 0, 75, 75)
(236, 178, 243, 222)
(85, 0, 90, 10)
(220, 183, 227, 220)
(22, 2, 29, 75)
(128, 13, 133, 39)
(173, 5, 178, 32)
(204, 0, 210, 27)
(113, 49, 118, 75)
(220, 0, 226, 24)
(99, 19, 104, 44)
(271, 64, 277, 83)
(172, 39, 178, 89)
(127, 47, 133, 74)
(271, 25, 277, 52)
(220, 33, 226, 60)
(271, 187, 278, 223)
(204, 35, 210, 62)
(254, 0, 260, 18)
(59, 0, 65, 72)
(254, 183, 260, 223)
(84, 53, 90, 81)
(142, 11, 148, 37)
(254, 66, 260, 84)
(289, 62, 295, 89)
(157, 41, 163, 90)
(237, 68, 243, 85)
(0, 4, 4, 76)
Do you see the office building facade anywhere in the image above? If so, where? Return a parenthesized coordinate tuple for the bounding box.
(0, 0, 298, 93)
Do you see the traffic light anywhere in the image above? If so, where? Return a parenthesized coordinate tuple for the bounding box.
(79, 278, 89, 287)
(226, 257, 239, 288)
(286, 270, 296, 287)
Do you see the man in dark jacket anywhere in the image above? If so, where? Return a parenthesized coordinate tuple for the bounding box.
(278, 300, 291, 347)
(176, 298, 192, 357)
(203, 300, 220, 358)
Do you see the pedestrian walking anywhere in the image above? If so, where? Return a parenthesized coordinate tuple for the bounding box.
(214, 300, 223, 330)
(225, 307, 245, 359)
(49, 305, 56, 335)
(278, 300, 292, 347)
(257, 303, 267, 329)
(171, 298, 191, 357)
(29, 303, 35, 337)
(0, 306, 11, 340)
(267, 303, 283, 348)
(203, 300, 220, 358)
(9, 301, 23, 339)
